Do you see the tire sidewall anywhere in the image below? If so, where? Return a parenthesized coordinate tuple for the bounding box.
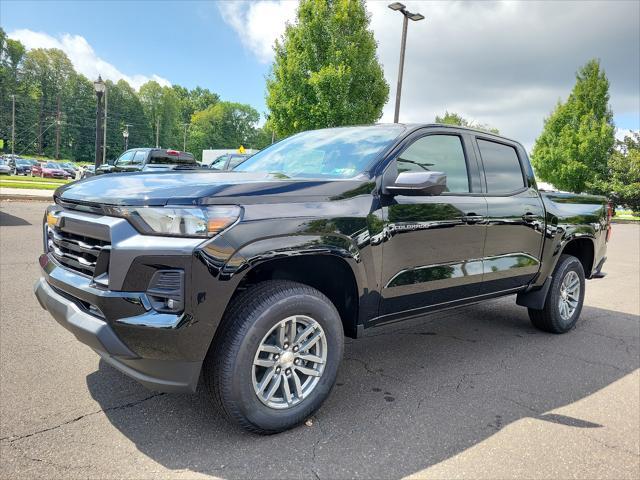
(225, 290, 343, 432)
(548, 257, 585, 331)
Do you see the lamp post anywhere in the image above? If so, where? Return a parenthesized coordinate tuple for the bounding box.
(122, 125, 130, 151)
(93, 75, 106, 167)
(388, 2, 425, 123)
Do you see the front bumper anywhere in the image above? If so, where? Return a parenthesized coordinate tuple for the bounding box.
(34, 272, 201, 392)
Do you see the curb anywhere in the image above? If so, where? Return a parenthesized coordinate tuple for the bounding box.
(1, 194, 53, 202)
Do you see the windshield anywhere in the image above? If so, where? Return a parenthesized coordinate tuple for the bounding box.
(16, 159, 29, 165)
(45, 162, 61, 168)
(234, 125, 405, 179)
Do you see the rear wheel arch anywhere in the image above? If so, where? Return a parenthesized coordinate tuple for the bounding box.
(560, 237, 595, 277)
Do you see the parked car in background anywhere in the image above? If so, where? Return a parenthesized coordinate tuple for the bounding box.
(59, 162, 78, 179)
(80, 165, 95, 179)
(36, 124, 610, 434)
(0, 158, 11, 175)
(31, 162, 74, 179)
(96, 148, 199, 175)
(9, 158, 33, 175)
(209, 153, 251, 171)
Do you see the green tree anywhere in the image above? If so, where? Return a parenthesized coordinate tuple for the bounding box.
(607, 133, 640, 213)
(188, 102, 260, 160)
(21, 48, 75, 156)
(0, 28, 27, 151)
(266, 0, 388, 136)
(531, 59, 615, 193)
(435, 111, 499, 134)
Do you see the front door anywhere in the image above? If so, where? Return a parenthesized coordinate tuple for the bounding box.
(377, 130, 488, 323)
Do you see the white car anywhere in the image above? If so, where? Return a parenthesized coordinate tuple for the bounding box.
(0, 159, 12, 175)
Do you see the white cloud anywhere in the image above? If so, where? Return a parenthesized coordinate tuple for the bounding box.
(218, 0, 639, 151)
(217, 0, 298, 63)
(8, 29, 171, 90)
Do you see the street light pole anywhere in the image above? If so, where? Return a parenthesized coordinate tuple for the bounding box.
(102, 85, 108, 165)
(11, 94, 15, 156)
(388, 3, 425, 123)
(93, 76, 105, 168)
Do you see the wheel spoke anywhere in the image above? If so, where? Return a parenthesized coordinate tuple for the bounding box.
(291, 370, 303, 398)
(295, 365, 321, 377)
(297, 353, 324, 364)
(254, 358, 276, 368)
(259, 344, 281, 354)
(299, 330, 322, 352)
(278, 322, 287, 347)
(294, 324, 315, 345)
(282, 376, 293, 405)
(288, 317, 297, 345)
(257, 367, 277, 395)
(264, 374, 282, 401)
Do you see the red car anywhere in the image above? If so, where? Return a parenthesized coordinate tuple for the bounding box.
(31, 162, 74, 179)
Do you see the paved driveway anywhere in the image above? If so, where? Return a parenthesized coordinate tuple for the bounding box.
(1, 200, 638, 479)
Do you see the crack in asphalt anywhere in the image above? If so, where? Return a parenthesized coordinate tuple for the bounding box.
(0, 392, 166, 444)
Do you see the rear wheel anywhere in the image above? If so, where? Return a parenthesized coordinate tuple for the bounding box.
(204, 280, 344, 434)
(529, 254, 585, 333)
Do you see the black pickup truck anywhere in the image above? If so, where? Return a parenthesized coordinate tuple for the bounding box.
(35, 124, 610, 434)
(96, 148, 198, 175)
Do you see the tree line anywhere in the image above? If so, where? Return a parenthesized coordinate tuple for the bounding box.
(0, 27, 272, 162)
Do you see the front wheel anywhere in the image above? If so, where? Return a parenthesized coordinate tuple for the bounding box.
(204, 280, 344, 434)
(529, 254, 585, 333)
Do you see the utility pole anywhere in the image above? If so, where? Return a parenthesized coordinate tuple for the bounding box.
(155, 118, 160, 148)
(11, 94, 15, 156)
(388, 3, 425, 123)
(123, 124, 131, 151)
(102, 86, 108, 164)
(182, 123, 188, 151)
(55, 96, 61, 159)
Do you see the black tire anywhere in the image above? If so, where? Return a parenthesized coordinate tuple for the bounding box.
(203, 280, 344, 434)
(529, 254, 585, 333)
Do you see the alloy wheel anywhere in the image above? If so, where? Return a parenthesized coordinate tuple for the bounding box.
(252, 315, 327, 409)
(558, 270, 580, 321)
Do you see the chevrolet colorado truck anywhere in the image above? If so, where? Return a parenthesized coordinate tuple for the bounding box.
(34, 124, 610, 434)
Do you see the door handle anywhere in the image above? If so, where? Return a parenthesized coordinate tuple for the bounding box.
(522, 212, 538, 222)
(462, 214, 485, 224)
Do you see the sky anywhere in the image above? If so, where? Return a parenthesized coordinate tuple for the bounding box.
(2, 0, 639, 150)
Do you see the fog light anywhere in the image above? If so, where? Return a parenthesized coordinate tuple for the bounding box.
(146, 269, 184, 313)
(166, 298, 175, 310)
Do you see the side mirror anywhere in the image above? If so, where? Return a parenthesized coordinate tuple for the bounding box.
(384, 171, 447, 196)
(107, 158, 116, 165)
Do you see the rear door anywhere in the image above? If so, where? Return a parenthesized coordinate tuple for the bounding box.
(475, 137, 545, 292)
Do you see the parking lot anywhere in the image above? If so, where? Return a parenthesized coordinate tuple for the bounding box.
(1, 199, 638, 479)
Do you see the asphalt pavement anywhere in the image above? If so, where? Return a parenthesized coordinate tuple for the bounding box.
(1, 199, 638, 479)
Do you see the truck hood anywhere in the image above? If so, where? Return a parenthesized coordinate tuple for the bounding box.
(54, 170, 371, 206)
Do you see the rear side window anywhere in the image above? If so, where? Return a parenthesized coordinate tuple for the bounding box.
(477, 139, 525, 194)
(131, 151, 147, 165)
(397, 134, 469, 193)
(116, 151, 135, 166)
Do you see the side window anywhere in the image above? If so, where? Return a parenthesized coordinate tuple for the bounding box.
(477, 139, 525, 194)
(228, 155, 245, 169)
(397, 134, 469, 193)
(131, 151, 147, 165)
(210, 155, 228, 170)
(116, 151, 135, 166)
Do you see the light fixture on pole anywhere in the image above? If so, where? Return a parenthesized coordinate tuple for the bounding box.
(388, 2, 425, 123)
(93, 75, 106, 167)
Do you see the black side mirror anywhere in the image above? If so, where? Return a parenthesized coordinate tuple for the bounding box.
(384, 171, 447, 196)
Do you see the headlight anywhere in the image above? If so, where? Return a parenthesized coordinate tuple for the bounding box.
(112, 205, 241, 237)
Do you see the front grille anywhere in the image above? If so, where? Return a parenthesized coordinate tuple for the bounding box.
(46, 226, 110, 277)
